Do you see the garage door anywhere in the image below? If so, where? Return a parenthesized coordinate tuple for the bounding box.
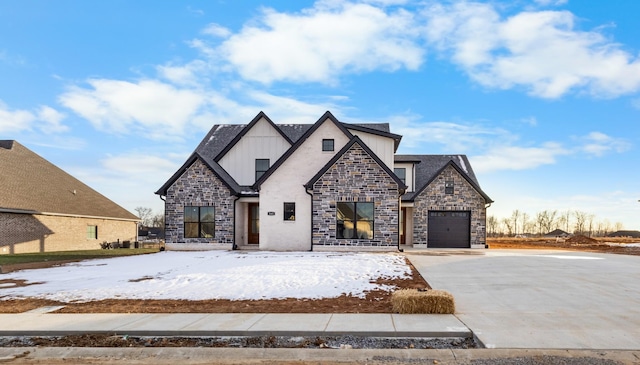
(428, 211, 470, 248)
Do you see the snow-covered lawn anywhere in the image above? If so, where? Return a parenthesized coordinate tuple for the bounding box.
(0, 251, 411, 302)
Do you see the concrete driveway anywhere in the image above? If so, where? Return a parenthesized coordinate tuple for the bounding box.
(407, 249, 640, 349)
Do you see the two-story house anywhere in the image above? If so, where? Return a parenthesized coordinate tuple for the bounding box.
(155, 111, 492, 251)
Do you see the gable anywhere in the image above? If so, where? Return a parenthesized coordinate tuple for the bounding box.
(254, 111, 354, 188)
(306, 136, 406, 192)
(218, 116, 292, 186)
(418, 163, 492, 204)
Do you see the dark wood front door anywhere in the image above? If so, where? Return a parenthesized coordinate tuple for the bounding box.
(400, 207, 407, 245)
(248, 203, 259, 244)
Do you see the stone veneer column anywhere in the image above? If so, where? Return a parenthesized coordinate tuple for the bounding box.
(412, 165, 487, 247)
(165, 159, 235, 249)
(311, 143, 400, 248)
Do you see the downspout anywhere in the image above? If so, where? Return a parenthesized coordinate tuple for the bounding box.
(232, 195, 240, 250)
(159, 195, 166, 249)
(397, 194, 402, 252)
(484, 202, 492, 248)
(305, 186, 314, 251)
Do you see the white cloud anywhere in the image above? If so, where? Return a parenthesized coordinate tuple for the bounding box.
(578, 131, 631, 157)
(423, 2, 640, 98)
(213, 2, 423, 84)
(391, 115, 514, 153)
(202, 23, 231, 38)
(59, 79, 206, 140)
(533, 0, 568, 6)
(472, 142, 570, 173)
(0, 101, 67, 134)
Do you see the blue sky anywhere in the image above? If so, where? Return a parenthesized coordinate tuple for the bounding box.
(1, 0, 639, 231)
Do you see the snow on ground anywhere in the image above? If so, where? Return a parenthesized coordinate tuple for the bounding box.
(0, 251, 411, 302)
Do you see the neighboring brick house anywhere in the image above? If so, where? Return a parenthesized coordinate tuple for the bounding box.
(156, 111, 492, 251)
(0, 141, 139, 254)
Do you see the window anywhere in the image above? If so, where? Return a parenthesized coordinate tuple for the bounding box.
(255, 159, 270, 181)
(184, 206, 215, 238)
(445, 180, 454, 194)
(284, 202, 295, 221)
(394, 168, 406, 184)
(322, 139, 334, 151)
(337, 202, 374, 239)
(86, 225, 98, 239)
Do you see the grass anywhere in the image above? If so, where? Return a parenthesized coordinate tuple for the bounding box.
(0, 249, 159, 266)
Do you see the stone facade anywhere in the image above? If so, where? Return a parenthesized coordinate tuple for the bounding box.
(0, 212, 137, 254)
(413, 165, 487, 247)
(164, 159, 235, 249)
(310, 143, 400, 247)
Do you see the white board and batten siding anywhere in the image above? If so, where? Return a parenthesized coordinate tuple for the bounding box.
(348, 130, 395, 169)
(218, 118, 291, 186)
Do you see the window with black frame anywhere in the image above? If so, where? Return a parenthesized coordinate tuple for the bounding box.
(322, 139, 334, 151)
(184, 206, 215, 238)
(284, 202, 295, 221)
(255, 159, 270, 181)
(445, 180, 454, 194)
(336, 202, 374, 239)
(394, 168, 406, 184)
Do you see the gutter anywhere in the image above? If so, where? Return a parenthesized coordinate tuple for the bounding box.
(0, 208, 140, 223)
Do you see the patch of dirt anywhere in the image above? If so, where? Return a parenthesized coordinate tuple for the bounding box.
(488, 236, 640, 256)
(0, 259, 430, 314)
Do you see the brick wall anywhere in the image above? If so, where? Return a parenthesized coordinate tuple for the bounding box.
(310, 143, 400, 247)
(164, 159, 235, 249)
(413, 164, 487, 247)
(0, 212, 137, 254)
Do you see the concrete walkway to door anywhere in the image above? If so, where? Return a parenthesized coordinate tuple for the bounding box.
(406, 249, 640, 349)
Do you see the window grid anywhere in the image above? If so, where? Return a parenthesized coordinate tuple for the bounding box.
(322, 139, 334, 152)
(336, 202, 374, 239)
(184, 206, 215, 238)
(445, 180, 454, 194)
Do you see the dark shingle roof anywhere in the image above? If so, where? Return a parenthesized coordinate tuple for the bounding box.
(0, 141, 138, 220)
(395, 154, 491, 203)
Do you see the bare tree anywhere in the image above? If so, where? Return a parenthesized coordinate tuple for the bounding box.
(510, 210, 521, 236)
(502, 217, 513, 237)
(520, 212, 533, 235)
(614, 221, 624, 232)
(151, 213, 165, 228)
(487, 215, 498, 237)
(573, 211, 589, 235)
(135, 206, 154, 227)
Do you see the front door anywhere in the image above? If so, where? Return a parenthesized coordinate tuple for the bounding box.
(400, 208, 407, 245)
(248, 203, 259, 244)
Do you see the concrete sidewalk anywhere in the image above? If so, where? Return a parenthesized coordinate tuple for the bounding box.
(0, 312, 471, 338)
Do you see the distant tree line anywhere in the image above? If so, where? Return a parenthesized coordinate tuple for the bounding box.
(134, 207, 165, 228)
(487, 209, 624, 238)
